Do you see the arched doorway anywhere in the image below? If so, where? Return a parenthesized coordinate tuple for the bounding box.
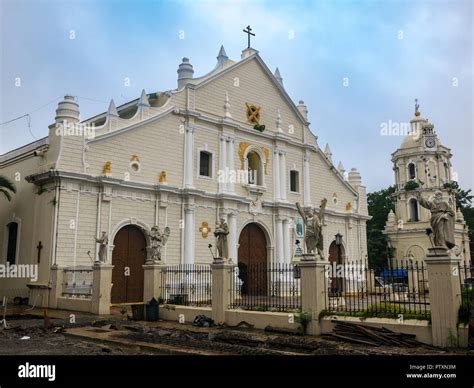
(238, 223, 267, 295)
(111, 225, 147, 304)
(408, 198, 419, 222)
(328, 241, 345, 295)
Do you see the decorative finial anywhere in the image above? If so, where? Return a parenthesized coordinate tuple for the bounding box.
(337, 161, 345, 175)
(274, 67, 283, 86)
(414, 98, 420, 117)
(216, 45, 229, 66)
(276, 109, 283, 133)
(224, 91, 232, 119)
(107, 99, 119, 117)
(324, 143, 332, 162)
(138, 89, 150, 108)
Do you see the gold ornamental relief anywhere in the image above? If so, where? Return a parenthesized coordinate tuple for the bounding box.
(245, 103, 261, 125)
(238, 142, 250, 169)
(238, 142, 269, 175)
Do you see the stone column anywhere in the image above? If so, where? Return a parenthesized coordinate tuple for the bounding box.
(299, 256, 328, 335)
(183, 206, 195, 265)
(227, 137, 235, 193)
(91, 263, 114, 315)
(49, 265, 63, 309)
(143, 263, 167, 303)
(283, 218, 291, 264)
(303, 153, 311, 206)
(228, 212, 238, 263)
(425, 247, 462, 347)
(211, 261, 235, 324)
(275, 217, 284, 263)
(280, 151, 287, 201)
(219, 135, 227, 193)
(273, 150, 280, 201)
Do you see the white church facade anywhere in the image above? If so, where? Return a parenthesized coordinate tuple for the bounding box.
(0, 45, 369, 305)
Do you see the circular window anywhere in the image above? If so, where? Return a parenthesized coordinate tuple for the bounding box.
(129, 161, 141, 173)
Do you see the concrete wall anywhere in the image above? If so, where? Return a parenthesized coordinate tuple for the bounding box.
(57, 297, 92, 313)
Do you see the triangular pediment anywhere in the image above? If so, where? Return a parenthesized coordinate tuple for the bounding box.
(193, 54, 307, 136)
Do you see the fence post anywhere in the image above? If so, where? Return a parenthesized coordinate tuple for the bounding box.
(91, 263, 114, 315)
(49, 265, 63, 309)
(143, 263, 166, 303)
(211, 260, 234, 324)
(299, 255, 328, 335)
(424, 247, 462, 347)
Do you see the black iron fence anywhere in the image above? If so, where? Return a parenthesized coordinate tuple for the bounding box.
(458, 260, 473, 323)
(323, 260, 430, 319)
(160, 264, 212, 306)
(62, 266, 93, 298)
(228, 262, 301, 312)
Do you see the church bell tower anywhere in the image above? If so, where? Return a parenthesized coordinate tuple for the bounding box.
(384, 101, 470, 263)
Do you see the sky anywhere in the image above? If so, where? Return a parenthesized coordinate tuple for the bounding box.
(0, 0, 472, 192)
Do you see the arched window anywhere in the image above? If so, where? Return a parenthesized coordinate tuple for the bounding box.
(408, 198, 419, 222)
(247, 151, 263, 186)
(444, 162, 450, 182)
(6, 222, 18, 264)
(408, 163, 416, 180)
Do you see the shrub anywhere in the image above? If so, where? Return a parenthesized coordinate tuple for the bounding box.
(295, 311, 312, 335)
(404, 181, 420, 191)
(319, 303, 431, 322)
(458, 288, 474, 325)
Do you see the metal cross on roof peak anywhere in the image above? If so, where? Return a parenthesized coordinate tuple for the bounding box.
(243, 25, 255, 49)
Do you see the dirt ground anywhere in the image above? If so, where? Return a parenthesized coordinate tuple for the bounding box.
(0, 305, 472, 356)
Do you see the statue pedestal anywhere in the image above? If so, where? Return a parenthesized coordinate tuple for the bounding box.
(143, 263, 167, 303)
(301, 253, 322, 261)
(91, 263, 114, 315)
(213, 257, 226, 264)
(425, 246, 462, 347)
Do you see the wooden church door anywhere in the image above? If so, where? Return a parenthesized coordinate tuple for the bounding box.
(111, 225, 146, 304)
(238, 223, 267, 295)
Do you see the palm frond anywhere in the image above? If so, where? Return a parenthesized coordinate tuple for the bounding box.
(0, 175, 17, 193)
(0, 188, 13, 201)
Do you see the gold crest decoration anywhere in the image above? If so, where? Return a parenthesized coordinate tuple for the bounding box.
(102, 161, 112, 175)
(199, 222, 211, 238)
(245, 103, 261, 124)
(159, 171, 167, 183)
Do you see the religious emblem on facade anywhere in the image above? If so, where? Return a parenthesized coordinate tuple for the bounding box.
(245, 103, 265, 132)
(249, 196, 262, 215)
(199, 222, 211, 238)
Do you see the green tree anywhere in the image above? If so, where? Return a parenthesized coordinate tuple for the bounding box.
(366, 185, 396, 269)
(443, 181, 473, 210)
(0, 175, 16, 201)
